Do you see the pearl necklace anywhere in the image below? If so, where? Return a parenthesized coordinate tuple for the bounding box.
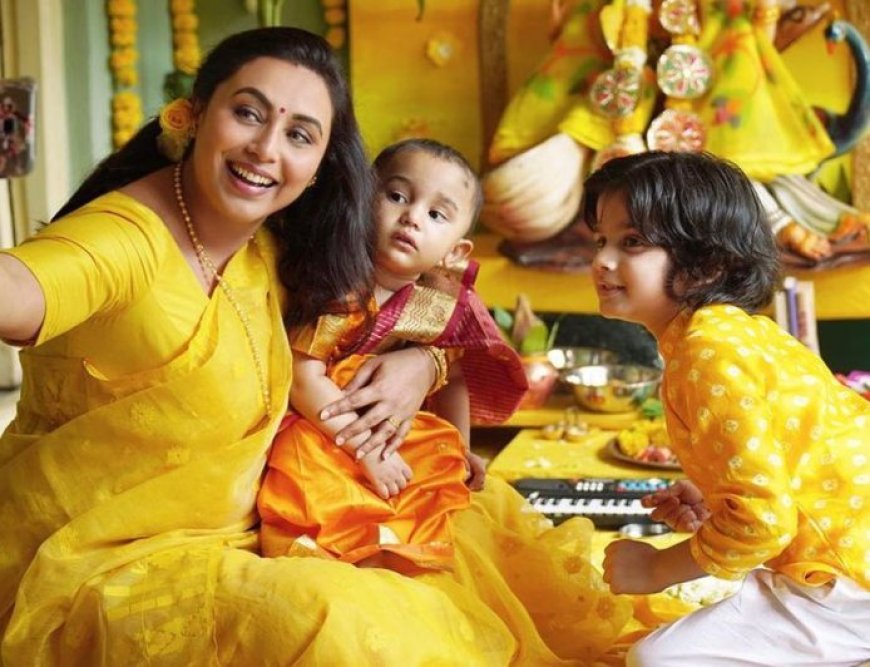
(173, 163, 272, 418)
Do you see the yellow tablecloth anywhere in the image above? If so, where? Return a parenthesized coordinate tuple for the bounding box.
(488, 427, 684, 483)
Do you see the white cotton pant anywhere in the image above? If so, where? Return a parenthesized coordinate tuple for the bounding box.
(628, 570, 870, 667)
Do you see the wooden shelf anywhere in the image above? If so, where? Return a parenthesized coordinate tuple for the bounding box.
(473, 233, 870, 321)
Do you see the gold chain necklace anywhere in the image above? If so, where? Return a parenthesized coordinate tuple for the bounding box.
(173, 163, 272, 418)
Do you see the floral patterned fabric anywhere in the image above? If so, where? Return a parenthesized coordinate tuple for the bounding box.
(490, 0, 834, 180)
(693, 0, 834, 180)
(659, 305, 870, 588)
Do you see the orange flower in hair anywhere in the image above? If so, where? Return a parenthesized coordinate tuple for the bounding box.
(157, 98, 195, 162)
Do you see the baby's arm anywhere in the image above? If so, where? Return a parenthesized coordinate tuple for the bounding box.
(291, 353, 412, 499)
(429, 361, 486, 490)
(290, 352, 373, 453)
(429, 361, 470, 444)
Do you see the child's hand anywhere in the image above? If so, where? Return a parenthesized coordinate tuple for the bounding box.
(320, 348, 430, 457)
(603, 539, 662, 594)
(642, 479, 710, 532)
(465, 451, 487, 491)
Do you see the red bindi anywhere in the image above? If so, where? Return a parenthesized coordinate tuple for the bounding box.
(279, 107, 286, 114)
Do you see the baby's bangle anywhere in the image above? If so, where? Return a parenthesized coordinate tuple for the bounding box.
(422, 346, 449, 396)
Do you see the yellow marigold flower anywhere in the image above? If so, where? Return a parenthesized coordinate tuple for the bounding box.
(112, 90, 140, 112)
(172, 14, 199, 31)
(324, 8, 346, 24)
(111, 31, 135, 48)
(109, 48, 138, 69)
(173, 32, 198, 49)
(111, 17, 136, 33)
(116, 68, 138, 87)
(107, 0, 135, 18)
(170, 0, 195, 12)
(174, 46, 201, 75)
(324, 27, 345, 49)
(113, 129, 133, 148)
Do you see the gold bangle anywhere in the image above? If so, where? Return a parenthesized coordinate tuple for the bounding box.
(422, 346, 449, 396)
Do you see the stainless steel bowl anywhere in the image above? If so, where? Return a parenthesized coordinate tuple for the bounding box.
(546, 347, 621, 372)
(560, 364, 662, 413)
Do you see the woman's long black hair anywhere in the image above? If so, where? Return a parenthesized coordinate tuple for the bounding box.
(53, 27, 374, 328)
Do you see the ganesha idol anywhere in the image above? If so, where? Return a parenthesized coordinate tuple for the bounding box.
(482, 0, 870, 269)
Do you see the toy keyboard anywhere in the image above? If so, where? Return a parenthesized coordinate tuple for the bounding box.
(511, 477, 673, 529)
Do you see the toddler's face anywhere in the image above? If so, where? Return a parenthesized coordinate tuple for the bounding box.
(373, 151, 475, 284)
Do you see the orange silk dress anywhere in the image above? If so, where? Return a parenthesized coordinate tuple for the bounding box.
(259, 272, 528, 571)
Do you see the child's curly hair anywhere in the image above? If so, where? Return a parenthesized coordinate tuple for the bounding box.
(581, 151, 780, 313)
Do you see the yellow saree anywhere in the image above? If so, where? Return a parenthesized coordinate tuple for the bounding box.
(0, 192, 630, 665)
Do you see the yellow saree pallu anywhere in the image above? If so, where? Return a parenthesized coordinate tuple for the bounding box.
(260, 355, 471, 570)
(694, 1, 835, 181)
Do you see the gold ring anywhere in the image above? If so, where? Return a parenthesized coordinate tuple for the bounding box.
(387, 416, 402, 429)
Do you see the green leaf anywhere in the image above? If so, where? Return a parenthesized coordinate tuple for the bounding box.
(519, 322, 549, 355)
(641, 397, 664, 418)
(493, 306, 513, 332)
(546, 316, 562, 350)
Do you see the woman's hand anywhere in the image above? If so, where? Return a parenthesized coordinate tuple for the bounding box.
(642, 479, 710, 533)
(319, 347, 435, 458)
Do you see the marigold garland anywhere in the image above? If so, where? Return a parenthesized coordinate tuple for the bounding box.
(320, 0, 347, 49)
(169, 0, 202, 76)
(107, 0, 143, 149)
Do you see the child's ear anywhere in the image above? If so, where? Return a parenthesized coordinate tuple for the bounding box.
(443, 238, 474, 268)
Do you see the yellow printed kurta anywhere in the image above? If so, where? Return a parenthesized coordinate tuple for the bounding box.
(0, 192, 631, 665)
(659, 305, 870, 588)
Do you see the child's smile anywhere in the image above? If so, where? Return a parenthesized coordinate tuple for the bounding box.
(591, 192, 682, 338)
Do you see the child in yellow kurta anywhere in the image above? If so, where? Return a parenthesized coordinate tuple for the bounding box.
(581, 150, 870, 665)
(258, 139, 529, 572)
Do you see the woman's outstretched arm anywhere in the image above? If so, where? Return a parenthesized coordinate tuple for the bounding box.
(0, 254, 45, 344)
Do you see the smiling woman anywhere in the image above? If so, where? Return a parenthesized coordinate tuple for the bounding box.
(0, 26, 631, 666)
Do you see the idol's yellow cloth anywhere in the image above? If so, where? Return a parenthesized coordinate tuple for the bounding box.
(260, 354, 470, 571)
(659, 305, 870, 589)
(692, 0, 834, 181)
(490, 0, 834, 179)
(0, 192, 631, 665)
(489, 0, 613, 164)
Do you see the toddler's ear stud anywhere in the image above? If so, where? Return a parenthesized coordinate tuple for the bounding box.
(308, 176, 318, 188)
